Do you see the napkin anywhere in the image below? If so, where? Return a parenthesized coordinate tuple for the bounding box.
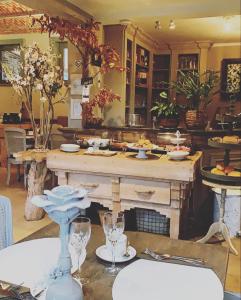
(31, 195, 90, 212)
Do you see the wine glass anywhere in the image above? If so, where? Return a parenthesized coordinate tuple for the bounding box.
(103, 211, 125, 275)
(69, 217, 91, 284)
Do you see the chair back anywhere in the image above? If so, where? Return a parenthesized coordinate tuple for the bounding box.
(0, 196, 13, 250)
(4, 127, 27, 157)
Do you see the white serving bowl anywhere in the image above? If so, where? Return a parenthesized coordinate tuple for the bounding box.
(60, 144, 80, 152)
(167, 151, 189, 160)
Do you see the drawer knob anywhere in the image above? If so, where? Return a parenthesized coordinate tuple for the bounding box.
(135, 190, 155, 196)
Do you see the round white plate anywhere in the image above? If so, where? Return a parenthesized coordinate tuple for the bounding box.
(170, 137, 186, 145)
(167, 151, 189, 160)
(60, 144, 80, 152)
(128, 144, 158, 151)
(96, 245, 136, 263)
(0, 238, 86, 289)
(112, 259, 223, 300)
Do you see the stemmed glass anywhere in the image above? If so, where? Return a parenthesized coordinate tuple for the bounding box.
(69, 217, 91, 284)
(103, 211, 125, 275)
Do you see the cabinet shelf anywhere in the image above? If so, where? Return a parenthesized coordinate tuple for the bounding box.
(136, 62, 149, 69)
(177, 68, 198, 72)
(135, 106, 147, 109)
(153, 68, 169, 72)
(152, 87, 168, 90)
(135, 84, 148, 89)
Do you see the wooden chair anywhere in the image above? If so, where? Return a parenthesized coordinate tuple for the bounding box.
(0, 196, 13, 250)
(4, 127, 29, 187)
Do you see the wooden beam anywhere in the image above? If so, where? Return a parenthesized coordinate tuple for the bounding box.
(16, 0, 93, 23)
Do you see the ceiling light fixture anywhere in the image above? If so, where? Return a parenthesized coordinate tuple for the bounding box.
(155, 20, 161, 30)
(169, 20, 176, 30)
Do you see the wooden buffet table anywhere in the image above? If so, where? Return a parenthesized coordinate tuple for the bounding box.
(47, 150, 202, 239)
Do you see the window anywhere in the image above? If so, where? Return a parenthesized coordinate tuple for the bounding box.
(58, 41, 69, 82)
(0, 44, 21, 85)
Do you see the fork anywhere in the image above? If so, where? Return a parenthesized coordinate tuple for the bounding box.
(144, 248, 205, 265)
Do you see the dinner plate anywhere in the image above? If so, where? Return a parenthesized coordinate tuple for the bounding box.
(0, 238, 86, 290)
(60, 144, 80, 152)
(112, 259, 223, 300)
(96, 245, 136, 263)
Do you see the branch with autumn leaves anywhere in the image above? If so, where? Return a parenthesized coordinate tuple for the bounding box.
(33, 15, 125, 78)
(33, 15, 126, 125)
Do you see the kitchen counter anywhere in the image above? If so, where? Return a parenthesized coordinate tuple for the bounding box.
(47, 149, 202, 239)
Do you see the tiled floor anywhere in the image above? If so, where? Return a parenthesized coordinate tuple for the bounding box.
(0, 167, 240, 293)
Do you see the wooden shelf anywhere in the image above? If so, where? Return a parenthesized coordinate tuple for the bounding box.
(152, 87, 168, 90)
(135, 106, 147, 109)
(135, 84, 148, 89)
(153, 68, 169, 72)
(177, 68, 198, 72)
(136, 62, 149, 69)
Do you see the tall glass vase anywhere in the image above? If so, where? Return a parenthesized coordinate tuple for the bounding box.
(34, 99, 48, 152)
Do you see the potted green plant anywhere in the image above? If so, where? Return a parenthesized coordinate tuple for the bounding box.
(168, 70, 220, 129)
(151, 92, 181, 128)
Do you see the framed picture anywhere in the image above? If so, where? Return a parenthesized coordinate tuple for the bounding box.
(70, 74, 82, 95)
(221, 58, 241, 101)
(70, 98, 82, 119)
(0, 44, 21, 85)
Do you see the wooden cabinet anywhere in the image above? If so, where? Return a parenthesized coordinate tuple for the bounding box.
(134, 44, 150, 126)
(104, 25, 211, 128)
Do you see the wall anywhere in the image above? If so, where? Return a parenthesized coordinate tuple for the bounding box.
(206, 43, 241, 123)
(0, 32, 69, 118)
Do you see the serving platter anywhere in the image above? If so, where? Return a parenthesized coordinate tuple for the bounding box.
(208, 138, 241, 150)
(201, 166, 241, 185)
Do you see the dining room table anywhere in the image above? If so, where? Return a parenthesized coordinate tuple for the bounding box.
(0, 223, 229, 300)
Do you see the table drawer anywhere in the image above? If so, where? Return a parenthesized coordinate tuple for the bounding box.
(120, 178, 170, 205)
(68, 173, 112, 199)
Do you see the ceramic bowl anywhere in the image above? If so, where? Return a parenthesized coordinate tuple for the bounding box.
(167, 151, 189, 160)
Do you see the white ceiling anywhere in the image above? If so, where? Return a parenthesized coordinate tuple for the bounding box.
(67, 0, 241, 43)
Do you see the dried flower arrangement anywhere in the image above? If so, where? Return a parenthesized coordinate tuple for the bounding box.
(3, 43, 68, 149)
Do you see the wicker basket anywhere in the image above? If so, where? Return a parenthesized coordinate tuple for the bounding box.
(185, 110, 206, 129)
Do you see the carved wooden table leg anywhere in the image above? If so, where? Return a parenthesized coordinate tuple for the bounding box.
(197, 188, 238, 255)
(25, 161, 47, 221)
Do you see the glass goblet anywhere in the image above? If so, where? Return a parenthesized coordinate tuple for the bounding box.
(103, 211, 125, 276)
(69, 217, 91, 285)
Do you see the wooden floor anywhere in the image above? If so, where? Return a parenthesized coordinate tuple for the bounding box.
(0, 167, 240, 293)
(0, 167, 51, 242)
